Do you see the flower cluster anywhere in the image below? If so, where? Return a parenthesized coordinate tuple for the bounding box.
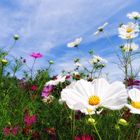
(120, 43, 138, 52)
(117, 11, 140, 85)
(90, 55, 107, 68)
(3, 126, 19, 137)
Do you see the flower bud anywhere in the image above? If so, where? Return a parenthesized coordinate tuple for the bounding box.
(14, 34, 19, 40)
(1, 59, 8, 65)
(49, 60, 54, 64)
(115, 124, 120, 130)
(8, 122, 11, 125)
(74, 58, 80, 63)
(118, 118, 128, 126)
(87, 118, 96, 125)
(89, 50, 94, 55)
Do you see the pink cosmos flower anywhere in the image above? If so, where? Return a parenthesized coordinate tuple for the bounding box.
(24, 113, 37, 126)
(75, 135, 94, 140)
(30, 52, 43, 59)
(66, 74, 71, 80)
(31, 85, 38, 91)
(3, 127, 10, 137)
(12, 126, 18, 136)
(41, 85, 54, 98)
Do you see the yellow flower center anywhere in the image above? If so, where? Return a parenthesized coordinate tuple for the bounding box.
(131, 101, 140, 109)
(87, 108, 93, 113)
(88, 96, 100, 106)
(126, 35, 131, 39)
(126, 28, 133, 33)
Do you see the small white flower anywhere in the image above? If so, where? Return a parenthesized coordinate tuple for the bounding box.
(45, 75, 66, 86)
(61, 78, 128, 115)
(94, 22, 108, 35)
(118, 22, 139, 39)
(90, 55, 107, 65)
(75, 38, 82, 45)
(122, 43, 139, 52)
(67, 37, 82, 48)
(127, 12, 140, 20)
(126, 88, 140, 114)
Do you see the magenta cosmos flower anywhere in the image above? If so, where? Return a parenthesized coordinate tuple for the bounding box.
(3, 127, 10, 137)
(125, 78, 140, 89)
(24, 113, 37, 126)
(75, 134, 94, 140)
(31, 85, 38, 91)
(41, 85, 54, 98)
(3, 126, 19, 137)
(11, 126, 19, 136)
(30, 52, 43, 59)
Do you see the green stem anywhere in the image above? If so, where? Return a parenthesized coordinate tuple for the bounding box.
(7, 40, 17, 55)
(127, 39, 133, 77)
(0, 64, 4, 83)
(118, 134, 121, 140)
(46, 64, 51, 71)
(93, 124, 102, 140)
(136, 129, 140, 140)
(72, 111, 75, 139)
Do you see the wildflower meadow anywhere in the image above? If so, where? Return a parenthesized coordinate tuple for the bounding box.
(1, 2, 140, 140)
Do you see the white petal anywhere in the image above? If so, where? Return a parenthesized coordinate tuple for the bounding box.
(72, 79, 94, 97)
(61, 88, 88, 110)
(101, 81, 128, 110)
(128, 88, 140, 102)
(92, 78, 109, 98)
(126, 104, 140, 114)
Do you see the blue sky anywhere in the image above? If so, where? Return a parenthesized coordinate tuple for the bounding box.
(0, 0, 140, 81)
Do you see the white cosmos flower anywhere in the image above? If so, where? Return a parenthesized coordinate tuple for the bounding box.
(118, 22, 139, 39)
(127, 12, 140, 20)
(126, 88, 140, 114)
(61, 78, 128, 115)
(94, 22, 108, 35)
(67, 37, 82, 48)
(45, 75, 66, 86)
(122, 43, 139, 52)
(90, 55, 107, 65)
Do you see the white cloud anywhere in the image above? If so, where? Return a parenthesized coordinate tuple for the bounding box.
(0, 0, 133, 49)
(0, 0, 139, 80)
